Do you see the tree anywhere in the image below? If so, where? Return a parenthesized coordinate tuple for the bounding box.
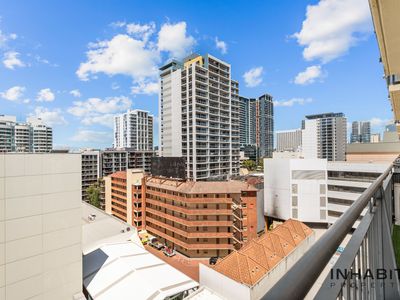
(86, 181, 101, 209)
(243, 159, 257, 171)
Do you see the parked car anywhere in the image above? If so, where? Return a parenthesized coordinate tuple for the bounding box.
(209, 256, 219, 265)
(163, 247, 176, 257)
(149, 237, 164, 250)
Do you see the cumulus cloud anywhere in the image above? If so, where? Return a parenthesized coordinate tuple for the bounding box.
(70, 89, 81, 98)
(273, 98, 313, 107)
(131, 81, 159, 95)
(126, 22, 156, 43)
(71, 129, 111, 143)
(3, 51, 25, 69)
(0, 29, 17, 48)
(369, 117, 392, 127)
(0, 86, 25, 101)
(294, 65, 323, 85)
(293, 0, 372, 63)
(243, 66, 263, 87)
(29, 107, 67, 126)
(215, 37, 227, 54)
(77, 34, 159, 81)
(36, 88, 55, 102)
(157, 22, 195, 59)
(67, 96, 131, 128)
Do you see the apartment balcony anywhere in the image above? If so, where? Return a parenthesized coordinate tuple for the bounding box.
(264, 163, 400, 299)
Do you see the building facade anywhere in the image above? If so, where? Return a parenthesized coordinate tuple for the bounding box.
(0, 115, 52, 153)
(0, 153, 83, 299)
(350, 121, 371, 143)
(159, 54, 241, 181)
(276, 129, 302, 152)
(105, 169, 145, 229)
(302, 113, 347, 161)
(239, 94, 274, 159)
(101, 148, 153, 177)
(81, 150, 101, 204)
(114, 109, 154, 150)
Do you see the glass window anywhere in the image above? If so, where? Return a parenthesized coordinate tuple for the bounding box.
(292, 196, 298, 207)
(292, 208, 298, 219)
(320, 184, 326, 194)
(320, 196, 326, 207)
(292, 184, 298, 194)
(320, 210, 326, 220)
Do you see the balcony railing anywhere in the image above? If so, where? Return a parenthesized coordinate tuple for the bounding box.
(263, 163, 400, 299)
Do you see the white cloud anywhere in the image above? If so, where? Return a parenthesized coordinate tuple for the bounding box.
(111, 82, 120, 90)
(36, 88, 55, 102)
(126, 22, 155, 43)
(71, 129, 111, 143)
(369, 117, 392, 127)
(77, 34, 159, 82)
(157, 22, 195, 59)
(29, 107, 67, 126)
(294, 65, 323, 85)
(131, 81, 159, 95)
(1, 86, 25, 101)
(3, 51, 25, 69)
(215, 37, 227, 54)
(0, 29, 17, 48)
(293, 0, 372, 63)
(273, 98, 313, 107)
(70, 89, 81, 98)
(243, 66, 263, 87)
(67, 96, 131, 128)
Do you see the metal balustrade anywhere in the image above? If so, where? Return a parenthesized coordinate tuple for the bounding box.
(263, 163, 400, 300)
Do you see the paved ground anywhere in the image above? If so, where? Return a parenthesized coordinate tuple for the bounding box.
(144, 245, 209, 282)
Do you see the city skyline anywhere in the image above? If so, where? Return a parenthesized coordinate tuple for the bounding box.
(0, 0, 393, 149)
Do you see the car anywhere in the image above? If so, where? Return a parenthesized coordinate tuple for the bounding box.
(149, 237, 164, 250)
(163, 247, 176, 257)
(209, 256, 219, 265)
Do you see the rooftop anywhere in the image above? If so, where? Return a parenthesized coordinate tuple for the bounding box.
(145, 177, 257, 194)
(211, 219, 313, 286)
(305, 112, 344, 119)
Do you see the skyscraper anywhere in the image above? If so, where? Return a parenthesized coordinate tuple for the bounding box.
(159, 54, 240, 181)
(302, 113, 347, 161)
(351, 121, 371, 143)
(114, 109, 153, 150)
(0, 115, 52, 153)
(239, 94, 274, 159)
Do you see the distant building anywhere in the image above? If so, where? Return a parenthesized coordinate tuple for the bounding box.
(0, 115, 52, 152)
(1, 153, 83, 299)
(114, 109, 153, 150)
(81, 149, 101, 204)
(150, 156, 187, 179)
(302, 113, 347, 161)
(199, 219, 314, 300)
(101, 148, 154, 177)
(346, 130, 400, 163)
(276, 129, 302, 152)
(370, 133, 381, 143)
(159, 54, 240, 181)
(239, 94, 274, 159)
(350, 121, 371, 143)
(105, 169, 145, 229)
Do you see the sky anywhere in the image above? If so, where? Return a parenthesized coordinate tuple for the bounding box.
(0, 0, 393, 149)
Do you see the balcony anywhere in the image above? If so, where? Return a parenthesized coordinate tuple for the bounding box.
(264, 163, 400, 299)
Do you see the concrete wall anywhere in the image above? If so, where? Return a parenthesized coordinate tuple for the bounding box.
(264, 158, 328, 223)
(0, 153, 82, 300)
(104, 175, 112, 215)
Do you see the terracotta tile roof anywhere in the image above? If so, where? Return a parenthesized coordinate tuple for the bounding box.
(111, 171, 127, 179)
(145, 177, 257, 194)
(212, 219, 313, 286)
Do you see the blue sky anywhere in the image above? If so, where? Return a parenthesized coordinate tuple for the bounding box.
(0, 0, 392, 149)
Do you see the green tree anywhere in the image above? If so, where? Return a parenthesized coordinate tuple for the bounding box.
(243, 159, 257, 171)
(86, 182, 101, 209)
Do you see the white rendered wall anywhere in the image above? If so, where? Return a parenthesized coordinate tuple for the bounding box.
(0, 153, 82, 300)
(302, 120, 318, 159)
(264, 158, 328, 223)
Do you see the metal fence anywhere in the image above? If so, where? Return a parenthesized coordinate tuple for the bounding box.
(263, 164, 400, 300)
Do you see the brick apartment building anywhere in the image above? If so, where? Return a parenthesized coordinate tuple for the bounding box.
(105, 170, 259, 258)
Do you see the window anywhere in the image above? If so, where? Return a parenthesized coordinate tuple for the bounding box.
(320, 210, 326, 220)
(292, 208, 298, 219)
(320, 184, 326, 194)
(292, 184, 298, 194)
(320, 196, 326, 207)
(292, 196, 298, 207)
(292, 170, 326, 180)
